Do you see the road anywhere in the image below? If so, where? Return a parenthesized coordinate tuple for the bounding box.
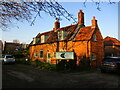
(2, 63, 120, 89)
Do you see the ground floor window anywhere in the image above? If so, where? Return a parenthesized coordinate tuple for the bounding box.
(48, 53, 50, 58)
(34, 53, 38, 57)
(91, 53, 96, 61)
(47, 53, 51, 63)
(40, 50, 43, 58)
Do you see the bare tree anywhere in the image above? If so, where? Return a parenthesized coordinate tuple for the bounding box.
(0, 0, 77, 30)
(83, 0, 116, 11)
(0, 0, 117, 30)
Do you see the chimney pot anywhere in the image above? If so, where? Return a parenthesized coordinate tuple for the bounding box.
(54, 18, 60, 31)
(92, 16, 98, 27)
(93, 16, 96, 20)
(78, 10, 84, 25)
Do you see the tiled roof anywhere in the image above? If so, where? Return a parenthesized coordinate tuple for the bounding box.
(75, 26, 95, 41)
(5, 42, 21, 46)
(58, 24, 77, 41)
(104, 36, 120, 46)
(33, 24, 96, 45)
(36, 31, 54, 38)
(36, 24, 77, 44)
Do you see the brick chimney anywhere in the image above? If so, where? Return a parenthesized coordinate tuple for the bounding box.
(92, 16, 98, 28)
(78, 10, 84, 25)
(53, 18, 60, 31)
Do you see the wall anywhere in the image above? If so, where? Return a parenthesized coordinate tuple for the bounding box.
(90, 28, 104, 67)
(29, 29, 104, 67)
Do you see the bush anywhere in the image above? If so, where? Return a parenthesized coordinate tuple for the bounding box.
(32, 60, 56, 71)
(56, 60, 77, 71)
(78, 56, 91, 71)
(15, 58, 31, 64)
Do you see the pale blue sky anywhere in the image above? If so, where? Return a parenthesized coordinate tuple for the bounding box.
(1, 2, 118, 44)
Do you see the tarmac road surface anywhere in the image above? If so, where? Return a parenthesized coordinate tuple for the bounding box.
(2, 63, 120, 89)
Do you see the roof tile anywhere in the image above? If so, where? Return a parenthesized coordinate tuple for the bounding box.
(32, 24, 96, 44)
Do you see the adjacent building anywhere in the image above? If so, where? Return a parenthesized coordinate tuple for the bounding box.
(104, 36, 120, 57)
(29, 10, 104, 67)
(4, 41, 21, 54)
(4, 41, 29, 55)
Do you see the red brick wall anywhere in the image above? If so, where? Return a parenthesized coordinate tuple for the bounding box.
(29, 28, 104, 67)
(90, 28, 104, 67)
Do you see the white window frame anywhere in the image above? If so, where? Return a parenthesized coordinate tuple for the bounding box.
(58, 31, 63, 41)
(41, 35, 49, 43)
(47, 52, 51, 63)
(40, 50, 43, 58)
(91, 53, 96, 61)
(34, 53, 38, 57)
(58, 31, 69, 41)
(93, 34, 97, 41)
(41, 35, 45, 43)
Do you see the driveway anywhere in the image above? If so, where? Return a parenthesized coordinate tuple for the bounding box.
(2, 63, 120, 88)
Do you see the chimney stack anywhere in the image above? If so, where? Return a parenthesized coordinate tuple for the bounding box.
(53, 18, 60, 31)
(78, 10, 84, 25)
(92, 16, 98, 28)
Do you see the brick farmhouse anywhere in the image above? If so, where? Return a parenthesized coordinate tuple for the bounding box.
(29, 10, 104, 67)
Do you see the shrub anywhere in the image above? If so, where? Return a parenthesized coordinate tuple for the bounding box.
(32, 60, 56, 71)
(15, 57, 31, 65)
(78, 56, 91, 71)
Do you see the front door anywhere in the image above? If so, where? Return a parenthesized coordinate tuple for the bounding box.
(47, 53, 51, 63)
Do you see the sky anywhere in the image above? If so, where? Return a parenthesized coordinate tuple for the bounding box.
(1, 1, 118, 44)
(118, 2, 120, 40)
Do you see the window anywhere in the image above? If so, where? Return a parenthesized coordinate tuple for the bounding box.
(35, 53, 38, 57)
(91, 53, 96, 61)
(40, 50, 43, 58)
(58, 31, 63, 41)
(47, 53, 51, 63)
(41, 35, 45, 43)
(33, 37, 40, 44)
(93, 34, 97, 41)
(41, 35, 49, 43)
(58, 31, 69, 41)
(63, 31, 69, 38)
(34, 53, 38, 57)
(48, 53, 51, 58)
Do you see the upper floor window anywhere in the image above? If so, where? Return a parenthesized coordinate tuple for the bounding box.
(41, 35, 45, 43)
(41, 35, 49, 43)
(33, 37, 40, 44)
(58, 31, 63, 41)
(93, 34, 97, 41)
(58, 31, 69, 41)
(63, 31, 69, 38)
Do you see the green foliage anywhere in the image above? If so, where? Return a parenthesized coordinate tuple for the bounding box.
(15, 57, 31, 65)
(32, 60, 56, 71)
(56, 60, 77, 71)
